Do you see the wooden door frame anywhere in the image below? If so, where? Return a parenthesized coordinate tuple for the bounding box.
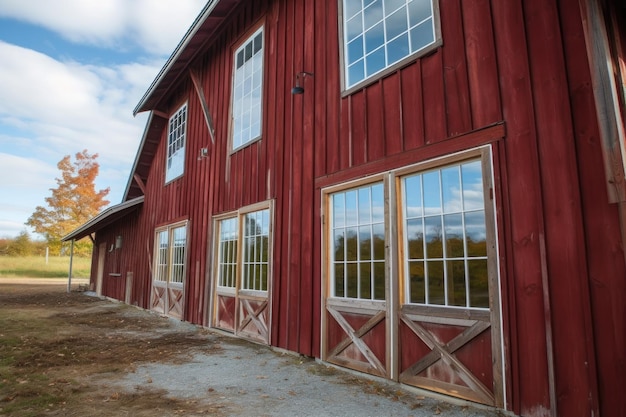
(209, 200, 274, 344)
(320, 146, 505, 406)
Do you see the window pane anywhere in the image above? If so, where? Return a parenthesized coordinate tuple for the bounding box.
(427, 260, 444, 305)
(404, 174, 422, 218)
(343, 0, 435, 88)
(371, 183, 385, 222)
(447, 260, 466, 307)
(465, 211, 487, 257)
(334, 263, 345, 297)
(410, 19, 435, 52)
(461, 161, 484, 210)
(166, 104, 187, 182)
(442, 166, 461, 213)
(424, 216, 443, 258)
(373, 261, 385, 300)
(386, 7, 408, 40)
(334, 229, 345, 261)
(360, 262, 372, 299)
(423, 171, 441, 215)
(373, 223, 385, 260)
(359, 225, 372, 260)
(444, 214, 464, 258)
(347, 263, 358, 298)
(468, 259, 489, 308)
(409, 261, 425, 303)
(346, 227, 358, 261)
(232, 27, 264, 150)
(406, 218, 424, 260)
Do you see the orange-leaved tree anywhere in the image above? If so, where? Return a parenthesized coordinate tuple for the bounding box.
(26, 150, 110, 256)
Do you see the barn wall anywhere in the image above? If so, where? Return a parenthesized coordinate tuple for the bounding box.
(89, 0, 625, 415)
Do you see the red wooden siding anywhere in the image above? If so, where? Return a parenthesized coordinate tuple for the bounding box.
(87, 0, 626, 415)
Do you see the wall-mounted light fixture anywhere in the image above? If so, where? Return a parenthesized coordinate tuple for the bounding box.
(115, 235, 123, 250)
(197, 147, 209, 160)
(291, 72, 313, 95)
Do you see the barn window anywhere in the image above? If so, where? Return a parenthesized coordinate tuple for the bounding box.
(330, 182, 386, 300)
(401, 159, 489, 308)
(340, 0, 440, 90)
(153, 222, 187, 285)
(231, 26, 264, 151)
(215, 204, 272, 293)
(165, 103, 187, 183)
(217, 217, 239, 289)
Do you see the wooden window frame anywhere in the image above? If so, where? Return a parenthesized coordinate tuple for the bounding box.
(153, 220, 188, 287)
(327, 180, 387, 301)
(165, 102, 188, 184)
(338, 0, 442, 95)
(212, 200, 274, 298)
(396, 151, 494, 310)
(229, 24, 265, 153)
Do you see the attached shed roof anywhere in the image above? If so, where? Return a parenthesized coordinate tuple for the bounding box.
(61, 196, 144, 242)
(133, 0, 242, 116)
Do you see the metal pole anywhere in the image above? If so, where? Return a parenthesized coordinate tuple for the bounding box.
(67, 240, 74, 293)
(45, 246, 49, 264)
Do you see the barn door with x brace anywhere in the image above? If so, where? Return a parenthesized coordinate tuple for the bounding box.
(322, 147, 504, 407)
(212, 202, 273, 344)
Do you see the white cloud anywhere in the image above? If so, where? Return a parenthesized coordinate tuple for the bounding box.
(0, 0, 206, 55)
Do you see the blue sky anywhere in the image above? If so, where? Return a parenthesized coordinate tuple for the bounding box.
(0, 0, 206, 238)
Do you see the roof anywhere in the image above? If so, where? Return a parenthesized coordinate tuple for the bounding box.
(133, 0, 243, 115)
(61, 196, 144, 241)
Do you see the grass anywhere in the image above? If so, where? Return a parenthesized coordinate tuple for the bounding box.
(0, 256, 91, 278)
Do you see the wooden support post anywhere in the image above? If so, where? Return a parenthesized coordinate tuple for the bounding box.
(67, 239, 75, 293)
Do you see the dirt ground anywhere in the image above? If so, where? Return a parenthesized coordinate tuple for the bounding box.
(0, 279, 504, 417)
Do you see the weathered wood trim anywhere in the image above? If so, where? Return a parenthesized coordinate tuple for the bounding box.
(327, 307, 387, 376)
(579, 0, 626, 202)
(189, 68, 216, 144)
(133, 174, 146, 195)
(400, 315, 495, 405)
(316, 123, 505, 188)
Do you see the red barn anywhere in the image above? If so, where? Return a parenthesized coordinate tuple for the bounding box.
(64, 0, 626, 415)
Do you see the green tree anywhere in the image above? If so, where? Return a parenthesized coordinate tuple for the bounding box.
(6, 230, 33, 256)
(26, 150, 110, 256)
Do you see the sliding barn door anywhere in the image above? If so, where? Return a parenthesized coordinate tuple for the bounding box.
(212, 203, 273, 344)
(323, 148, 503, 406)
(151, 223, 187, 319)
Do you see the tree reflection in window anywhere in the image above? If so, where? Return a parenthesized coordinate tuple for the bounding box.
(331, 183, 385, 300)
(402, 160, 489, 308)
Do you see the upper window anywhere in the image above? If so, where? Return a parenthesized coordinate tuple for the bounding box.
(166, 103, 187, 183)
(341, 0, 438, 89)
(232, 27, 264, 150)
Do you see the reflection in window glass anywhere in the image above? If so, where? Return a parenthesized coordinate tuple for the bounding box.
(153, 224, 187, 285)
(166, 104, 187, 183)
(217, 218, 238, 288)
(402, 159, 489, 308)
(342, 0, 436, 88)
(232, 27, 264, 150)
(331, 183, 385, 300)
(242, 209, 270, 291)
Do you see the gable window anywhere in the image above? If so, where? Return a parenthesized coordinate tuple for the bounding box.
(166, 103, 187, 183)
(231, 26, 264, 150)
(341, 0, 439, 89)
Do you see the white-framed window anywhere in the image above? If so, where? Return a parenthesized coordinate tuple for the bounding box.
(341, 0, 439, 89)
(231, 26, 264, 150)
(330, 182, 386, 300)
(401, 159, 489, 308)
(153, 222, 188, 285)
(166, 103, 187, 183)
(217, 217, 239, 288)
(215, 203, 272, 293)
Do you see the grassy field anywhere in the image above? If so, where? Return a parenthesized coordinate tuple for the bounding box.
(0, 256, 91, 278)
